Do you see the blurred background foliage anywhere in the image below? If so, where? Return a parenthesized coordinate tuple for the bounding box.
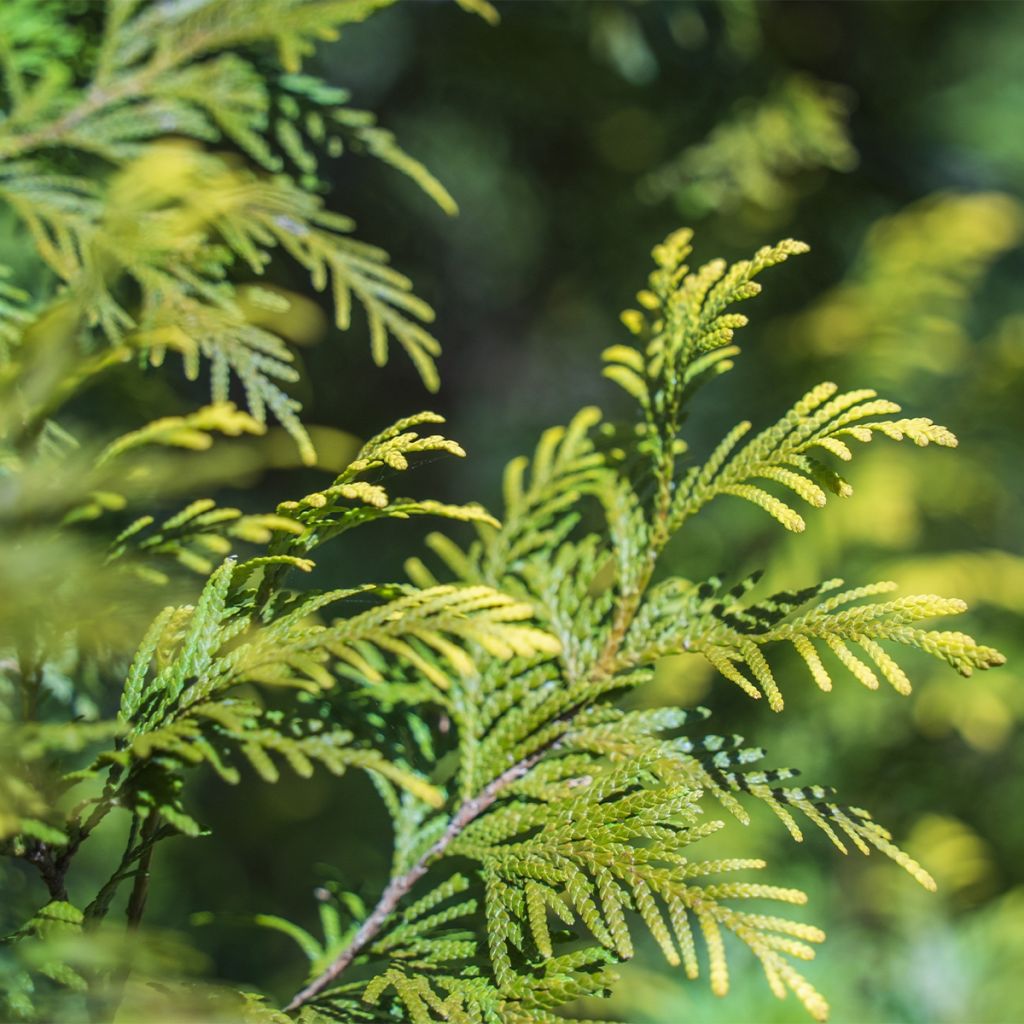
(2, 1, 1021, 1021)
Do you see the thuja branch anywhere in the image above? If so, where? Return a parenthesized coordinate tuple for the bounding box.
(0, 51, 171, 160)
(285, 469, 679, 1012)
(0, 22, 234, 160)
(284, 744, 559, 1012)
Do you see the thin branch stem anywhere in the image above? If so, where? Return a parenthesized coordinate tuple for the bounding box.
(125, 815, 159, 930)
(285, 742, 559, 1013)
(594, 449, 674, 678)
(98, 815, 160, 1024)
(84, 814, 141, 922)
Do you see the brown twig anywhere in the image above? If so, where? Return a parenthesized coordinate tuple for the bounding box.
(25, 842, 68, 902)
(284, 742, 558, 1012)
(125, 815, 159, 930)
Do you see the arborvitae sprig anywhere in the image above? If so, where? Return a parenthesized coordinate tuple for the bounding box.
(0, 0, 457, 461)
(272, 232, 1003, 1024)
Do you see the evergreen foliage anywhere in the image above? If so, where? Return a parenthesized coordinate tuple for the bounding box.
(639, 75, 857, 218)
(0, 0, 460, 462)
(786, 191, 1024, 379)
(0, 3, 1006, 1023)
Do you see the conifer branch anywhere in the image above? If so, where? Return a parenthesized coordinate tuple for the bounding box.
(285, 740, 562, 1012)
(362, 229, 1003, 1022)
(285, 444, 695, 1012)
(280, 406, 681, 1012)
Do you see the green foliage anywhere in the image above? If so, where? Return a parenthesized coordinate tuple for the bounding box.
(786, 191, 1024, 379)
(640, 75, 857, 218)
(331, 231, 998, 1022)
(0, 0, 453, 463)
(0, 4, 1007, 1024)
